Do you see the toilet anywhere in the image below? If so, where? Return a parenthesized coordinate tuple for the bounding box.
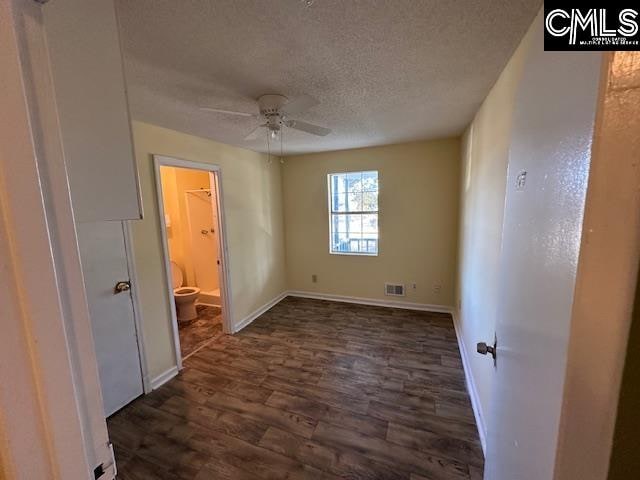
(170, 261, 200, 322)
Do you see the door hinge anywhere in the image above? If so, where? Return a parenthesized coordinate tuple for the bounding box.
(94, 443, 117, 480)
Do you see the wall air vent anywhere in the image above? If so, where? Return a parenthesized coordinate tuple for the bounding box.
(384, 283, 405, 297)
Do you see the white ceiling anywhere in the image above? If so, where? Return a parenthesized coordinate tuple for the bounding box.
(117, 0, 541, 156)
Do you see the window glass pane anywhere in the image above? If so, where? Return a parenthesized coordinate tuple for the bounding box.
(362, 171, 378, 192)
(347, 234, 363, 253)
(346, 214, 362, 234)
(363, 191, 378, 212)
(347, 192, 362, 212)
(364, 236, 378, 253)
(331, 230, 352, 253)
(332, 213, 347, 233)
(362, 214, 378, 234)
(332, 192, 347, 212)
(346, 172, 363, 193)
(333, 174, 347, 194)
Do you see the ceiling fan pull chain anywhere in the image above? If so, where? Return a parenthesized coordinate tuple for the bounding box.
(266, 127, 272, 164)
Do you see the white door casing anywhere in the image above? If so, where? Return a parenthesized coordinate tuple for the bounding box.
(153, 155, 234, 368)
(210, 170, 234, 334)
(483, 15, 603, 480)
(77, 221, 145, 416)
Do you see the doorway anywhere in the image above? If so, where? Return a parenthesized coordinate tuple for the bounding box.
(153, 155, 232, 362)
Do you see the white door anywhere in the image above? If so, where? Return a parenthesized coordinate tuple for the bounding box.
(77, 221, 143, 416)
(482, 21, 602, 480)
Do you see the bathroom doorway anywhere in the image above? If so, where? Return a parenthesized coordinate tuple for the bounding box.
(153, 155, 232, 362)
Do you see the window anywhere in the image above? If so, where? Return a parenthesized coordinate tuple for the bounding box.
(328, 171, 378, 255)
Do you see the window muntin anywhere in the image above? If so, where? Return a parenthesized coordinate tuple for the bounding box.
(328, 171, 379, 255)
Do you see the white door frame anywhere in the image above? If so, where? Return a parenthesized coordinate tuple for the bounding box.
(152, 155, 234, 369)
(122, 221, 152, 393)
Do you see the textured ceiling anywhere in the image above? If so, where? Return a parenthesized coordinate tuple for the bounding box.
(117, 0, 541, 155)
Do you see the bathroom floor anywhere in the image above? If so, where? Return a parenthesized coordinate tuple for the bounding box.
(178, 305, 224, 358)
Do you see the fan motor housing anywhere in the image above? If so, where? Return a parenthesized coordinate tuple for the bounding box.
(258, 94, 288, 116)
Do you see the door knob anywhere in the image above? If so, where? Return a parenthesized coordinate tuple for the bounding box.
(477, 334, 497, 363)
(477, 342, 495, 357)
(114, 281, 131, 294)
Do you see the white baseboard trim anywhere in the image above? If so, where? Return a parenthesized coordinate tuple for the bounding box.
(195, 301, 221, 308)
(232, 291, 289, 333)
(287, 290, 453, 313)
(451, 310, 487, 456)
(150, 366, 179, 390)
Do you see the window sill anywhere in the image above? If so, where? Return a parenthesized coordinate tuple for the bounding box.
(329, 251, 378, 257)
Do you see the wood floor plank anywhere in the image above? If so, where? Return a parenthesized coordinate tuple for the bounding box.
(266, 391, 330, 420)
(260, 426, 409, 480)
(259, 426, 308, 457)
(133, 431, 208, 480)
(188, 423, 342, 480)
(206, 391, 317, 438)
(117, 454, 185, 480)
(469, 464, 485, 480)
(320, 405, 389, 439)
(298, 438, 411, 480)
(368, 400, 480, 442)
(159, 396, 269, 444)
(108, 297, 483, 479)
(410, 474, 431, 480)
(387, 422, 484, 467)
(261, 375, 371, 415)
(312, 421, 470, 480)
(194, 459, 263, 480)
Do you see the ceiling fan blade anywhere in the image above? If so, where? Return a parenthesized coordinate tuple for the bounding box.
(244, 124, 266, 141)
(281, 94, 319, 115)
(285, 119, 331, 136)
(200, 106, 256, 117)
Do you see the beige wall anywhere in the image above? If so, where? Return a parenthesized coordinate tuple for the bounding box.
(130, 121, 287, 379)
(455, 21, 534, 442)
(282, 139, 460, 307)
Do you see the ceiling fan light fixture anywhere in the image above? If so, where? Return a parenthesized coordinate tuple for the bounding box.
(202, 93, 331, 148)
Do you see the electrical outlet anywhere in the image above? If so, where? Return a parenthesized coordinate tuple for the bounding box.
(433, 282, 442, 295)
(311, 274, 318, 283)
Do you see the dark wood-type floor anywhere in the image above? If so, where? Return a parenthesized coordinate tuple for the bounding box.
(179, 305, 223, 358)
(108, 297, 484, 480)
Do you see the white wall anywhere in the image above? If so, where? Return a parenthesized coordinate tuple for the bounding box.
(455, 20, 534, 445)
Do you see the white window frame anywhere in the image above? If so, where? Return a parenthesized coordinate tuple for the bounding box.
(327, 170, 379, 256)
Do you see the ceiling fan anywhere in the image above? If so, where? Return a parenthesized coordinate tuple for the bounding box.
(200, 94, 331, 143)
